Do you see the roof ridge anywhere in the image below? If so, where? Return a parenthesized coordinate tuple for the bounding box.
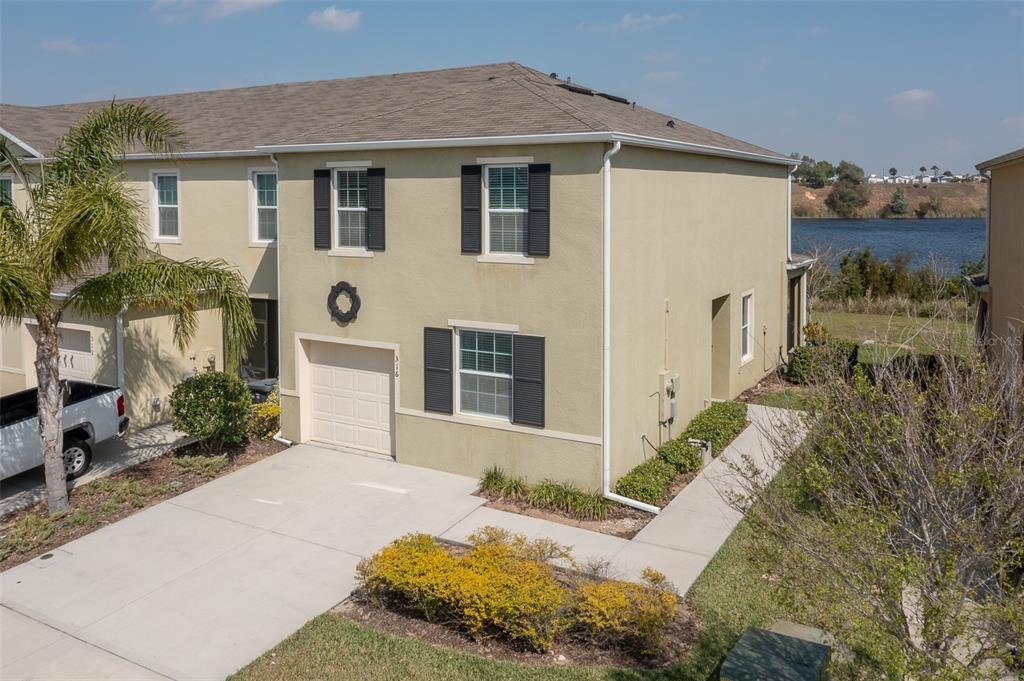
(508, 75, 607, 133)
(8, 62, 522, 110)
(268, 75, 517, 146)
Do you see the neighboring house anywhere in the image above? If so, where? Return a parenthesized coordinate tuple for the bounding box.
(0, 63, 807, 494)
(973, 147, 1024, 361)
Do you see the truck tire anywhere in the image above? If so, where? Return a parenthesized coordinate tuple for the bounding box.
(62, 438, 92, 479)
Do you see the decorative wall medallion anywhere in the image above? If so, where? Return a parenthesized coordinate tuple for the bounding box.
(327, 281, 361, 324)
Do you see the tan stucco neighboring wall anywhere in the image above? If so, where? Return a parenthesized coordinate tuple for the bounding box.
(121, 157, 278, 299)
(608, 145, 788, 480)
(121, 306, 225, 428)
(276, 144, 605, 486)
(986, 160, 1024, 352)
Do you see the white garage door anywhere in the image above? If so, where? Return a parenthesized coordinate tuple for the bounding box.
(309, 342, 393, 455)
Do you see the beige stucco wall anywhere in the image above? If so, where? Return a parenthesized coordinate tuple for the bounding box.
(121, 157, 278, 299)
(609, 146, 789, 480)
(986, 160, 1024, 353)
(276, 144, 605, 488)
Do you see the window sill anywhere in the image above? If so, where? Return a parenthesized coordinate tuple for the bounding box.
(476, 254, 535, 265)
(328, 248, 374, 258)
(740, 354, 754, 367)
(151, 237, 182, 245)
(249, 240, 277, 249)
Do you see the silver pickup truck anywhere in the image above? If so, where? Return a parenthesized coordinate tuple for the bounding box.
(0, 381, 129, 481)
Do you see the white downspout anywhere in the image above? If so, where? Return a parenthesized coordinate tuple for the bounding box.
(268, 152, 294, 447)
(787, 169, 793, 258)
(599, 141, 660, 515)
(115, 304, 127, 388)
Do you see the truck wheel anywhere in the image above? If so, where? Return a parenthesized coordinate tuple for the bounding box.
(62, 438, 92, 479)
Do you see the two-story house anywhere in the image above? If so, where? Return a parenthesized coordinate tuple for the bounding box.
(973, 147, 1023, 360)
(1, 63, 806, 496)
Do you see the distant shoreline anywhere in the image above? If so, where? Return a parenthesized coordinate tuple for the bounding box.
(791, 183, 987, 220)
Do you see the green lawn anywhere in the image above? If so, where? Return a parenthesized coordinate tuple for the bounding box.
(816, 312, 972, 354)
(230, 522, 786, 681)
(753, 388, 811, 411)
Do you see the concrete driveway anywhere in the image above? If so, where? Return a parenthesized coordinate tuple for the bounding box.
(1, 444, 485, 680)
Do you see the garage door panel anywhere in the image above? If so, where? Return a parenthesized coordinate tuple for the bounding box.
(307, 343, 393, 456)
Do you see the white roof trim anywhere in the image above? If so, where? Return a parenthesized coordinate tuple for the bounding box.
(256, 131, 794, 166)
(0, 126, 43, 158)
(21, 149, 271, 164)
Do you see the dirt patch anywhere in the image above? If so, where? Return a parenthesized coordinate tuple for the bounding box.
(334, 595, 701, 670)
(792, 182, 986, 219)
(0, 438, 286, 570)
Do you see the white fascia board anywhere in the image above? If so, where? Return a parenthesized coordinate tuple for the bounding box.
(22, 149, 270, 164)
(257, 130, 795, 167)
(0, 127, 43, 158)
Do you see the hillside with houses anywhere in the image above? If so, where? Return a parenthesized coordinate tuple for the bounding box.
(792, 181, 987, 218)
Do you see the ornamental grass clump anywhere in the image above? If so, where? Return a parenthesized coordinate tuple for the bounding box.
(478, 468, 610, 520)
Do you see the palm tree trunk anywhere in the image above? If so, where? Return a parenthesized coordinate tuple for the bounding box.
(35, 321, 69, 515)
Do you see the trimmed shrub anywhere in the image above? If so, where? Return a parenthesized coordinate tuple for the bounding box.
(681, 401, 748, 454)
(574, 568, 678, 656)
(249, 402, 280, 440)
(657, 438, 702, 474)
(170, 371, 251, 448)
(787, 339, 859, 385)
(613, 458, 676, 506)
(357, 530, 570, 651)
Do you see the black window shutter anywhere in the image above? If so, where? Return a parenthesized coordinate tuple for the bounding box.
(527, 163, 550, 256)
(512, 335, 545, 427)
(366, 168, 386, 251)
(461, 165, 482, 253)
(313, 169, 331, 250)
(423, 327, 453, 414)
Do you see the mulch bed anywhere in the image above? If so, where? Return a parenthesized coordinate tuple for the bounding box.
(0, 438, 286, 570)
(736, 372, 803, 403)
(477, 491, 652, 539)
(334, 594, 701, 670)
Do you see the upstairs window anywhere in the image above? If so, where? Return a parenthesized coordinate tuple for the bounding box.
(335, 169, 367, 248)
(484, 165, 528, 254)
(457, 329, 513, 420)
(253, 171, 278, 242)
(154, 172, 179, 239)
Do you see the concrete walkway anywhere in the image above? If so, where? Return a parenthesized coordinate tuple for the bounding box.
(1, 424, 191, 518)
(1, 405, 797, 680)
(443, 404, 799, 594)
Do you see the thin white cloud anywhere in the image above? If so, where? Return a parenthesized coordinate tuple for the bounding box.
(206, 0, 281, 19)
(889, 88, 935, 104)
(809, 25, 826, 37)
(152, 0, 280, 23)
(39, 39, 98, 54)
(580, 13, 680, 32)
(644, 51, 677, 62)
(1001, 116, 1024, 130)
(644, 70, 682, 83)
(307, 6, 362, 31)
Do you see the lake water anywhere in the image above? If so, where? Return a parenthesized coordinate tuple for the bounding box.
(792, 218, 986, 273)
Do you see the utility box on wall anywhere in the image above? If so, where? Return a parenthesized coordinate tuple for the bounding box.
(658, 370, 679, 432)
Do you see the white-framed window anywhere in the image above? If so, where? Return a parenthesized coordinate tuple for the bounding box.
(250, 170, 277, 243)
(456, 328, 513, 420)
(0, 174, 12, 204)
(334, 168, 367, 249)
(740, 290, 754, 364)
(483, 165, 528, 255)
(151, 171, 179, 240)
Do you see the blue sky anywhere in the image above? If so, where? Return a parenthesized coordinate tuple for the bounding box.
(2, 1, 1022, 173)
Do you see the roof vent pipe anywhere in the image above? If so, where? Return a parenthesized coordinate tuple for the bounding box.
(600, 140, 660, 515)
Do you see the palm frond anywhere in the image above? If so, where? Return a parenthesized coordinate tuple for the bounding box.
(32, 175, 147, 285)
(67, 258, 256, 366)
(0, 200, 33, 257)
(48, 102, 186, 184)
(0, 261, 47, 324)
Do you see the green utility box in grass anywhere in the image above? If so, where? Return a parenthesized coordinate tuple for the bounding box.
(720, 627, 831, 681)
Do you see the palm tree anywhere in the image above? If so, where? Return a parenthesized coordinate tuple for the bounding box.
(0, 102, 255, 515)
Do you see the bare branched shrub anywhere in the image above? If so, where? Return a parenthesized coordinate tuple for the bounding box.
(733, 340, 1024, 679)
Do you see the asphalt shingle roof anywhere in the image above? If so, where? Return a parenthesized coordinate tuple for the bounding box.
(1, 63, 786, 161)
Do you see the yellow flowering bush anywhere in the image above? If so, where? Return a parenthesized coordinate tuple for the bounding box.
(357, 530, 678, 655)
(574, 568, 678, 655)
